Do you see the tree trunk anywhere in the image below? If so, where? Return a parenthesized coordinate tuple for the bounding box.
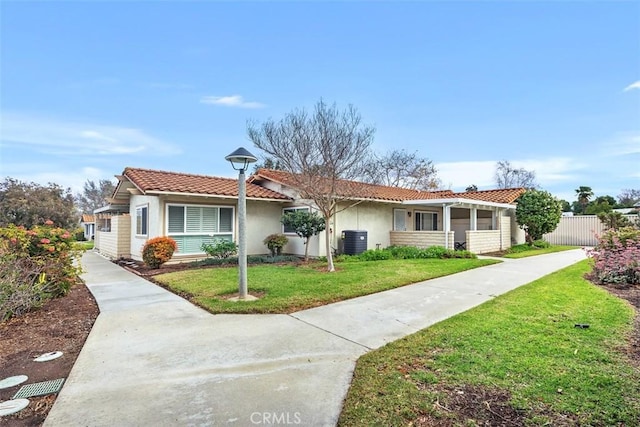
(303, 238, 310, 262)
(325, 217, 335, 272)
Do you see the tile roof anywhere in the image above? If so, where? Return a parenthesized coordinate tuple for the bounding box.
(251, 169, 454, 202)
(252, 169, 525, 204)
(80, 214, 95, 223)
(121, 167, 291, 200)
(450, 188, 526, 204)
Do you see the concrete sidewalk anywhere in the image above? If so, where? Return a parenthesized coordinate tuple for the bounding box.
(44, 249, 586, 427)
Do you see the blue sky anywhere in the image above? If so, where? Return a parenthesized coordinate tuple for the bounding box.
(1, 1, 638, 203)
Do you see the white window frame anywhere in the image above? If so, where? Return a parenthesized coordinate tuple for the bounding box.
(393, 208, 407, 231)
(282, 206, 310, 234)
(415, 210, 438, 231)
(165, 203, 235, 254)
(135, 205, 148, 236)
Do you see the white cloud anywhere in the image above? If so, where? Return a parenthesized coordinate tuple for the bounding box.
(0, 112, 181, 156)
(601, 131, 640, 156)
(2, 164, 116, 194)
(623, 81, 640, 91)
(435, 157, 587, 191)
(200, 95, 265, 109)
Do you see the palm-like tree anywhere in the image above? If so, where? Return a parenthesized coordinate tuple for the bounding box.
(575, 186, 594, 214)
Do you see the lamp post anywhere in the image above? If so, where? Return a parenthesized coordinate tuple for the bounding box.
(225, 147, 258, 299)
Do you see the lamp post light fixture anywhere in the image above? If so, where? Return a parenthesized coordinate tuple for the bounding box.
(225, 147, 258, 299)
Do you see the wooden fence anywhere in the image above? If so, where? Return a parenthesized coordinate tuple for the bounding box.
(543, 215, 638, 246)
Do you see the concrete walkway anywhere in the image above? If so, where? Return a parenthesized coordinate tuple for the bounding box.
(44, 249, 586, 427)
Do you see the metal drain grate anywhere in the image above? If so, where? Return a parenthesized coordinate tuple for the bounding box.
(13, 378, 65, 399)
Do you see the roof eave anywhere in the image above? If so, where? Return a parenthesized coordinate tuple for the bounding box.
(403, 198, 516, 209)
(144, 190, 291, 202)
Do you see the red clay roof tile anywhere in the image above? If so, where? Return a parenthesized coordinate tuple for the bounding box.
(122, 167, 291, 200)
(449, 188, 526, 204)
(251, 169, 454, 202)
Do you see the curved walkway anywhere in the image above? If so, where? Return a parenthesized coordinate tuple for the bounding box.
(44, 249, 587, 427)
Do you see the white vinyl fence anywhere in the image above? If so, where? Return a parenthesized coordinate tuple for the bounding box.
(543, 215, 638, 246)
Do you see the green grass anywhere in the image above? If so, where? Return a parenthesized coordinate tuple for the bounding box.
(503, 244, 578, 259)
(338, 260, 640, 426)
(72, 241, 94, 250)
(154, 258, 498, 314)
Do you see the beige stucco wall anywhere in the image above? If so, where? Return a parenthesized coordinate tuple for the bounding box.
(96, 215, 131, 259)
(246, 200, 291, 255)
(389, 231, 455, 250)
(508, 210, 526, 244)
(500, 215, 512, 250)
(332, 202, 395, 253)
(129, 195, 161, 260)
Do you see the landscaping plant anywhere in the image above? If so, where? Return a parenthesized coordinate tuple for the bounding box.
(142, 236, 178, 268)
(588, 226, 640, 286)
(201, 238, 237, 259)
(515, 189, 562, 243)
(0, 221, 80, 320)
(263, 233, 289, 256)
(280, 210, 325, 261)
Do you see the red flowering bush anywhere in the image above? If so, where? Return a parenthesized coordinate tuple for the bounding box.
(0, 221, 80, 320)
(587, 227, 640, 287)
(142, 236, 178, 269)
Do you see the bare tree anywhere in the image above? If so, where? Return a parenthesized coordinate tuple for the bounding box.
(247, 100, 375, 272)
(361, 149, 441, 190)
(494, 160, 537, 189)
(617, 189, 640, 207)
(465, 184, 478, 192)
(75, 179, 116, 214)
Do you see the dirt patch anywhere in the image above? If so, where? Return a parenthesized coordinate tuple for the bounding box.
(0, 283, 99, 427)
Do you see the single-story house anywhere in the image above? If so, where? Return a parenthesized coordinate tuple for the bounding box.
(94, 167, 526, 262)
(79, 214, 96, 240)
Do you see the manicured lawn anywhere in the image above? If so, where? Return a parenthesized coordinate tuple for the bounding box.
(154, 258, 498, 314)
(338, 260, 640, 426)
(503, 244, 578, 259)
(72, 241, 94, 250)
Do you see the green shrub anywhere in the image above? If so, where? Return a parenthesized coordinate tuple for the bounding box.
(532, 239, 551, 248)
(353, 245, 476, 261)
(387, 245, 422, 259)
(201, 239, 237, 259)
(263, 233, 289, 256)
(358, 249, 393, 261)
(421, 246, 449, 258)
(0, 221, 80, 321)
(142, 236, 178, 268)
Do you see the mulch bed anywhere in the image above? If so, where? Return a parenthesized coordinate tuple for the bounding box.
(0, 283, 99, 427)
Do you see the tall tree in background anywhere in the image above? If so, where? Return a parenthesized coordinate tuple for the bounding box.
(0, 178, 77, 229)
(494, 160, 537, 189)
(247, 99, 375, 272)
(361, 149, 441, 191)
(574, 186, 594, 214)
(75, 179, 115, 214)
(617, 189, 640, 207)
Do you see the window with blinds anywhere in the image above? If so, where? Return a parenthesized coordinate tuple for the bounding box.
(415, 211, 438, 231)
(166, 204, 234, 254)
(136, 206, 148, 236)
